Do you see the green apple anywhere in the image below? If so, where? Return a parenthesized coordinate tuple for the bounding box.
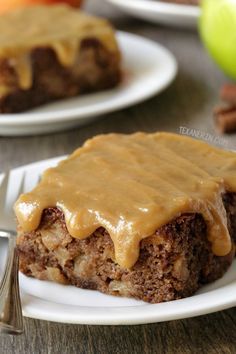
(199, 0, 236, 79)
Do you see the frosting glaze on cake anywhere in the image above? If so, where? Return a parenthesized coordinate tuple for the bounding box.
(14, 132, 236, 268)
(0, 5, 119, 90)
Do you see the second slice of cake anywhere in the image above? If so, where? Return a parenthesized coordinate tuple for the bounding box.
(0, 5, 121, 113)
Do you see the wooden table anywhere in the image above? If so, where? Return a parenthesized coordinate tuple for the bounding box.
(1, 1, 236, 353)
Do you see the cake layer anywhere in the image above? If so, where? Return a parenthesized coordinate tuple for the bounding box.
(0, 39, 121, 113)
(223, 192, 236, 245)
(17, 204, 235, 304)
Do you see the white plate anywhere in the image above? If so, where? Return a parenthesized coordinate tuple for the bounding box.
(0, 156, 236, 325)
(106, 0, 200, 28)
(0, 31, 177, 136)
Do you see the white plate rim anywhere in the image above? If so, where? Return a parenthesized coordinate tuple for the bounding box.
(0, 31, 177, 126)
(6, 156, 236, 325)
(106, 0, 200, 18)
(20, 279, 236, 325)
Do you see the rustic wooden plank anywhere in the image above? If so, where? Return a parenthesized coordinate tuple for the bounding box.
(1, 308, 236, 354)
(0, 0, 235, 353)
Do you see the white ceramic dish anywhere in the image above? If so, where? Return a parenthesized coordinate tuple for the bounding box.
(0, 156, 235, 325)
(0, 31, 177, 136)
(106, 0, 200, 28)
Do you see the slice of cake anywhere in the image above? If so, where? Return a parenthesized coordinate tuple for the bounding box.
(0, 5, 121, 113)
(15, 132, 236, 303)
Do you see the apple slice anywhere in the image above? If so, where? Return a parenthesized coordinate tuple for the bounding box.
(199, 0, 236, 80)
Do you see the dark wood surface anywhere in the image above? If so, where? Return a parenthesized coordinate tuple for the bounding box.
(1, 0, 236, 353)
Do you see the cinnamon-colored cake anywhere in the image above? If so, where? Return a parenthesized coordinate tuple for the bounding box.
(0, 5, 121, 113)
(15, 133, 236, 303)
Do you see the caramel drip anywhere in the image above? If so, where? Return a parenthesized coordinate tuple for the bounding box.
(0, 5, 119, 90)
(0, 85, 11, 97)
(10, 54, 32, 90)
(14, 133, 236, 269)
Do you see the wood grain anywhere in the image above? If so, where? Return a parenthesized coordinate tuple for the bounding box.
(1, 308, 236, 354)
(0, 0, 236, 353)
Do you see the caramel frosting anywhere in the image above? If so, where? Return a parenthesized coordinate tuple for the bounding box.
(0, 5, 119, 90)
(14, 132, 236, 268)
